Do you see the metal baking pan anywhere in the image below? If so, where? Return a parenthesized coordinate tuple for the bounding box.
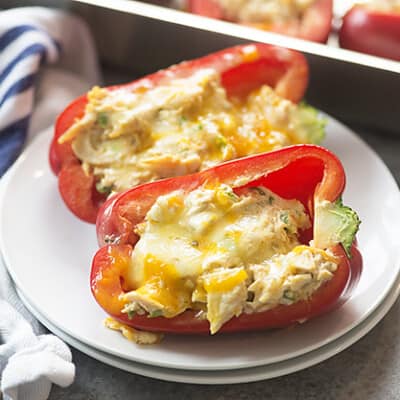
(2, 0, 399, 134)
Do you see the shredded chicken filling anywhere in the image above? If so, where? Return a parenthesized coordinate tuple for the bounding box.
(59, 68, 324, 194)
(121, 184, 338, 334)
(213, 0, 316, 23)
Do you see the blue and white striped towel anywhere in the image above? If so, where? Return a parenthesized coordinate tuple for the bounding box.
(0, 7, 101, 400)
(0, 24, 60, 176)
(0, 6, 101, 176)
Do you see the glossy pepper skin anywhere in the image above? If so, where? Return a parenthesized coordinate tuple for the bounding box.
(187, 0, 333, 43)
(49, 43, 309, 224)
(90, 145, 362, 335)
(339, 5, 400, 61)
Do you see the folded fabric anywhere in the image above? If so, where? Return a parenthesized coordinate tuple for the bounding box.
(0, 6, 101, 175)
(0, 6, 102, 400)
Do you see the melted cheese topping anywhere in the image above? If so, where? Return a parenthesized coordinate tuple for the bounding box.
(60, 68, 324, 194)
(214, 0, 316, 23)
(104, 317, 163, 345)
(122, 185, 338, 334)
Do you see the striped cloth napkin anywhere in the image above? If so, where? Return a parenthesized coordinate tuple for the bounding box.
(0, 7, 101, 400)
(0, 24, 59, 176)
(0, 6, 101, 176)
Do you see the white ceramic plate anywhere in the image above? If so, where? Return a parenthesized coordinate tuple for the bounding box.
(16, 272, 400, 384)
(1, 116, 400, 371)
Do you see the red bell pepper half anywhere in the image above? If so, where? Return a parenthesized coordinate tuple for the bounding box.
(187, 0, 333, 43)
(91, 144, 362, 334)
(49, 43, 309, 224)
(339, 5, 400, 61)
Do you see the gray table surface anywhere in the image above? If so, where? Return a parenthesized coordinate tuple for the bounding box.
(47, 127, 400, 400)
(1, 2, 398, 398)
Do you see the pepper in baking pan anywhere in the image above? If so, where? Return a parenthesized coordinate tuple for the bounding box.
(49, 43, 325, 223)
(339, 0, 400, 61)
(91, 145, 361, 335)
(187, 0, 333, 43)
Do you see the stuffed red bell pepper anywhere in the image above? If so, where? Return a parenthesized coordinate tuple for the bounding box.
(187, 0, 333, 43)
(339, 1, 400, 61)
(91, 144, 361, 335)
(49, 43, 326, 224)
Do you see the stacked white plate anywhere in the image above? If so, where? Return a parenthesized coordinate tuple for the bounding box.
(1, 116, 400, 384)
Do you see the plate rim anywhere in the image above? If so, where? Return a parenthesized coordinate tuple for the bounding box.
(15, 271, 400, 385)
(1, 118, 400, 371)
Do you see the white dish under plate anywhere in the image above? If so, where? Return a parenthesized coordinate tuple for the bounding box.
(1, 115, 400, 371)
(16, 273, 400, 384)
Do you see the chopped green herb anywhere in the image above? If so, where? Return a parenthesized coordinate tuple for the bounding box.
(198, 123, 203, 131)
(180, 116, 188, 124)
(280, 211, 289, 224)
(148, 309, 163, 318)
(127, 310, 136, 320)
(283, 290, 295, 301)
(96, 181, 113, 195)
(97, 112, 109, 128)
(268, 196, 274, 205)
(225, 189, 239, 202)
(215, 135, 227, 149)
